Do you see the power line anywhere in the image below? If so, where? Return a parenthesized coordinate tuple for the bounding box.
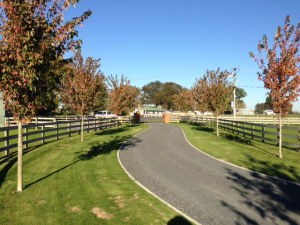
(238, 85, 265, 89)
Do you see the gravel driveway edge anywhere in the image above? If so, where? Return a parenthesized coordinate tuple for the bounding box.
(175, 124, 300, 187)
(117, 124, 202, 225)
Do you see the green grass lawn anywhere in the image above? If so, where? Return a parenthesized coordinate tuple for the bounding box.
(174, 123, 300, 183)
(0, 124, 193, 225)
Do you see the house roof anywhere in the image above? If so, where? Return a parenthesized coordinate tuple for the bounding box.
(141, 108, 165, 112)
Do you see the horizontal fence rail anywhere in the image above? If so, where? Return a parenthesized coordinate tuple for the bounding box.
(189, 116, 300, 150)
(179, 115, 300, 126)
(0, 117, 119, 155)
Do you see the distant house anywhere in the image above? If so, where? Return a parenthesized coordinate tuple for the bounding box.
(237, 109, 254, 115)
(139, 107, 165, 115)
(263, 109, 275, 115)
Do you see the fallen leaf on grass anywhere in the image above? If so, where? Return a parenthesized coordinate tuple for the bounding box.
(118, 203, 126, 208)
(130, 193, 139, 200)
(112, 180, 121, 183)
(71, 207, 81, 213)
(37, 200, 45, 204)
(124, 216, 131, 222)
(91, 207, 113, 220)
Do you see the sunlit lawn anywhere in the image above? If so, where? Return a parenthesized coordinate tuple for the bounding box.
(174, 123, 300, 183)
(0, 124, 193, 225)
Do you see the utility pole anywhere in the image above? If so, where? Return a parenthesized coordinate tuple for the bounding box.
(233, 68, 237, 120)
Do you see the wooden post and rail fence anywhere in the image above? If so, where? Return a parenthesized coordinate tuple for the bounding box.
(0, 117, 121, 156)
(189, 116, 300, 151)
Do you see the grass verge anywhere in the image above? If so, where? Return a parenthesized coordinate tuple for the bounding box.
(174, 123, 300, 183)
(0, 124, 193, 225)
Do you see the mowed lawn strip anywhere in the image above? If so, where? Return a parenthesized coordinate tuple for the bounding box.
(174, 123, 300, 183)
(0, 124, 193, 225)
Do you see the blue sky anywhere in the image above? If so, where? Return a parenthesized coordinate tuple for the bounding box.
(64, 0, 300, 111)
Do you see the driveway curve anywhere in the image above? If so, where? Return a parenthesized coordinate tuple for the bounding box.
(119, 124, 300, 225)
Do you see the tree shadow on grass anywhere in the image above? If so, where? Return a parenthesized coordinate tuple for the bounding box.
(190, 123, 215, 133)
(222, 133, 253, 145)
(221, 165, 300, 225)
(167, 216, 193, 225)
(24, 160, 80, 189)
(24, 134, 142, 188)
(1, 125, 140, 190)
(94, 124, 138, 136)
(0, 141, 57, 189)
(240, 154, 300, 183)
(78, 135, 142, 161)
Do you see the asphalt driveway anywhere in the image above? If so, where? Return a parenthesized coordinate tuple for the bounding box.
(119, 124, 300, 225)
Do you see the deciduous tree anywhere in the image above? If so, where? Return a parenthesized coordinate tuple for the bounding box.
(0, 0, 91, 192)
(192, 77, 209, 116)
(173, 89, 194, 122)
(141, 81, 163, 106)
(250, 15, 300, 158)
(60, 50, 105, 142)
(107, 74, 140, 119)
(235, 88, 247, 111)
(205, 68, 232, 136)
(156, 82, 183, 110)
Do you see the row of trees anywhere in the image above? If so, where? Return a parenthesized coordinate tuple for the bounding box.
(172, 68, 233, 136)
(141, 80, 247, 112)
(0, 0, 140, 192)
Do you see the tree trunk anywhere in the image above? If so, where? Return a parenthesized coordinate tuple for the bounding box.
(217, 117, 219, 136)
(81, 115, 84, 142)
(186, 112, 188, 123)
(279, 116, 282, 158)
(17, 120, 23, 192)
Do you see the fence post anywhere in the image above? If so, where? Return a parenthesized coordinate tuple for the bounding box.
(262, 125, 265, 143)
(237, 122, 240, 135)
(251, 125, 254, 139)
(4, 119, 9, 155)
(87, 119, 89, 133)
(298, 127, 300, 152)
(42, 125, 45, 144)
(56, 120, 59, 140)
(24, 125, 28, 149)
(288, 117, 290, 126)
(273, 118, 275, 125)
(53, 118, 56, 129)
(79, 118, 81, 135)
(243, 123, 246, 137)
(35, 117, 38, 130)
(94, 119, 97, 131)
(68, 122, 71, 137)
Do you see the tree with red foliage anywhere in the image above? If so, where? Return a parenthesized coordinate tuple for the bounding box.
(250, 15, 300, 158)
(107, 74, 140, 121)
(204, 68, 232, 136)
(192, 77, 209, 116)
(0, 0, 91, 192)
(173, 89, 194, 122)
(60, 50, 105, 142)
